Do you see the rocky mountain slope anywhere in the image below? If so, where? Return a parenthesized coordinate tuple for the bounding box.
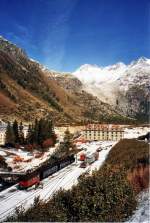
(73, 58, 150, 122)
(44, 70, 83, 92)
(0, 36, 129, 124)
(43, 69, 130, 124)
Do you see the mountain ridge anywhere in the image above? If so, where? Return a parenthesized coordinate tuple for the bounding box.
(72, 57, 150, 122)
(0, 36, 131, 124)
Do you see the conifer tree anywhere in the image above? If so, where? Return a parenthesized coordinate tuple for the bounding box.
(13, 120, 19, 143)
(33, 119, 39, 143)
(37, 118, 54, 147)
(49, 120, 56, 143)
(25, 118, 55, 150)
(37, 118, 43, 146)
(5, 122, 15, 146)
(19, 122, 24, 145)
(26, 124, 33, 144)
(59, 129, 73, 155)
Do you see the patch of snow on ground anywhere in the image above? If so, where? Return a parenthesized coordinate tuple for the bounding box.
(0, 150, 7, 156)
(0, 147, 56, 172)
(124, 127, 149, 139)
(126, 189, 150, 223)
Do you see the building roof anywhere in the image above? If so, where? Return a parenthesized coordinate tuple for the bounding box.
(83, 124, 124, 131)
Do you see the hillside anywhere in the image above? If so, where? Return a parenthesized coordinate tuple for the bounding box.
(0, 36, 130, 124)
(44, 69, 133, 124)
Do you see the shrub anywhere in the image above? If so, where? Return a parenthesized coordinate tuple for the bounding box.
(8, 166, 136, 222)
(105, 139, 149, 170)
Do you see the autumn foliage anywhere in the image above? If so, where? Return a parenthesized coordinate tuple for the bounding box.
(127, 164, 149, 193)
(42, 138, 54, 148)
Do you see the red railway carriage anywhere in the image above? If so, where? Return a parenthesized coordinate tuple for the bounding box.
(80, 151, 99, 168)
(19, 175, 40, 189)
(79, 153, 86, 161)
(18, 154, 75, 189)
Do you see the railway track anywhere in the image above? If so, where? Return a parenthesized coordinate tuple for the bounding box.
(42, 166, 75, 200)
(0, 164, 75, 221)
(0, 143, 114, 221)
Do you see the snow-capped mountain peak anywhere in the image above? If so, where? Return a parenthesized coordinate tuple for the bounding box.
(129, 57, 150, 68)
(73, 57, 150, 86)
(73, 61, 127, 84)
(76, 64, 102, 72)
(105, 62, 126, 71)
(72, 57, 149, 121)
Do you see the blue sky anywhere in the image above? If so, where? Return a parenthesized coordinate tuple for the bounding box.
(0, 0, 149, 72)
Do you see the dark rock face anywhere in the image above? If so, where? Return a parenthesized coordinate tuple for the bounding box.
(115, 68, 150, 122)
(0, 36, 27, 65)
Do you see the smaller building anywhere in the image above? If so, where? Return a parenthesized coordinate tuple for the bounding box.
(82, 124, 124, 141)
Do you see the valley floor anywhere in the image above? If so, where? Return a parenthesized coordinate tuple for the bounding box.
(0, 141, 115, 221)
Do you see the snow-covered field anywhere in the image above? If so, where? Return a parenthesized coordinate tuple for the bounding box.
(0, 147, 56, 172)
(0, 141, 116, 221)
(127, 189, 150, 223)
(124, 127, 149, 139)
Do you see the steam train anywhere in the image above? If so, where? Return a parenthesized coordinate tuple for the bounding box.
(18, 154, 75, 189)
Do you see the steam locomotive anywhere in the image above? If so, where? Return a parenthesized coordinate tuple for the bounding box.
(18, 154, 75, 189)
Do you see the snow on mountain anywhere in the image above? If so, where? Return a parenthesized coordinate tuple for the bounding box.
(73, 61, 127, 104)
(129, 56, 150, 68)
(73, 57, 150, 85)
(117, 57, 150, 92)
(72, 57, 150, 121)
(73, 62, 127, 84)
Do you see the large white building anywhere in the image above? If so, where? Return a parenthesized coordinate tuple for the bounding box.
(82, 124, 124, 141)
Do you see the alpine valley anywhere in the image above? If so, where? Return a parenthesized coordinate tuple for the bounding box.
(0, 36, 149, 124)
